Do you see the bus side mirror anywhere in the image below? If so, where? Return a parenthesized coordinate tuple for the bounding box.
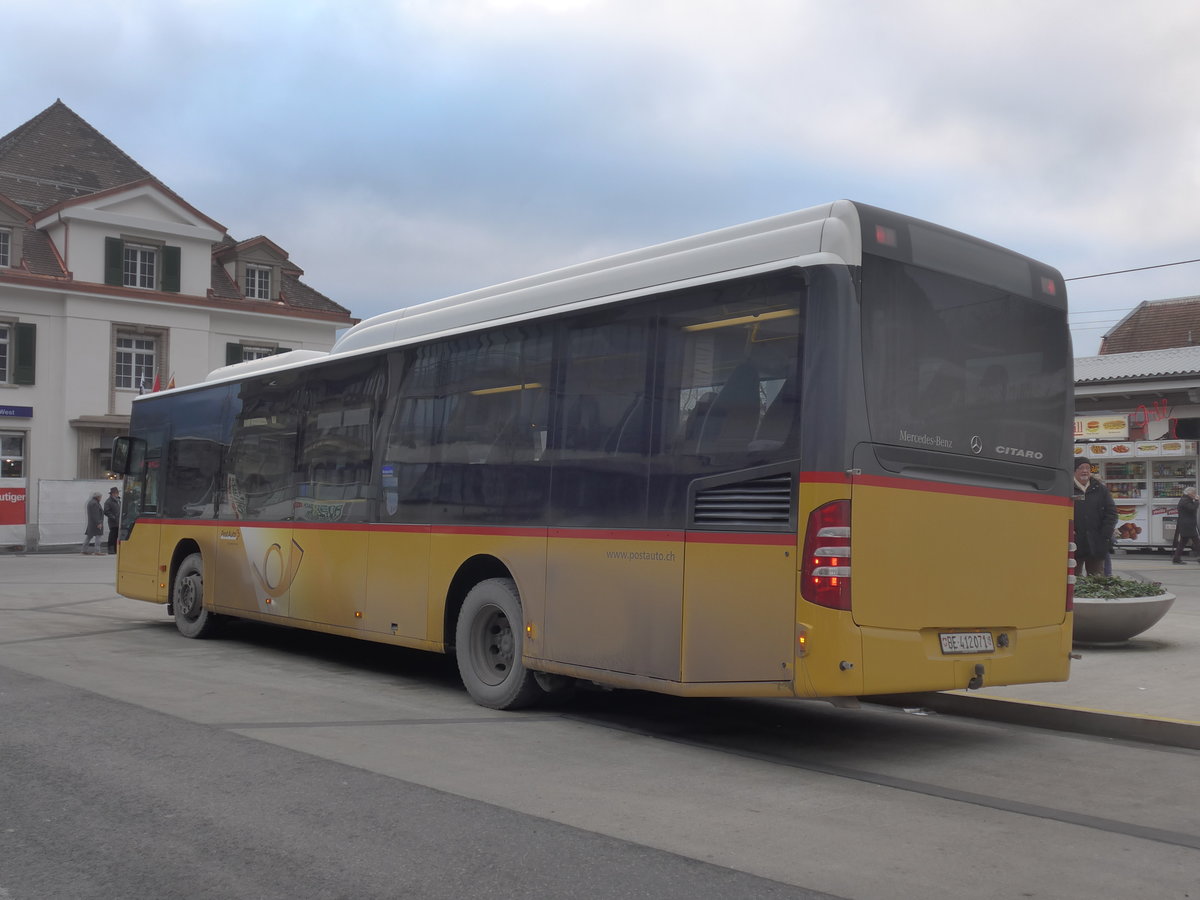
(111, 436, 143, 475)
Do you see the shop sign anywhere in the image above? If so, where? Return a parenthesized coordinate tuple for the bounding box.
(1074, 415, 1129, 440)
(1073, 440, 1197, 458)
(0, 487, 25, 525)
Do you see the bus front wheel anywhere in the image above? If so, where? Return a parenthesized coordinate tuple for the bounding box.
(455, 578, 541, 710)
(173, 553, 221, 639)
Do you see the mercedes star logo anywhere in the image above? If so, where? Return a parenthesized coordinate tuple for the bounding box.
(970, 435, 983, 455)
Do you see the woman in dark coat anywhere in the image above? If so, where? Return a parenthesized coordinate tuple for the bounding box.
(1073, 458, 1117, 576)
(1172, 486, 1200, 563)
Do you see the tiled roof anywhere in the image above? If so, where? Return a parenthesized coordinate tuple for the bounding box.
(21, 227, 67, 277)
(0, 100, 155, 214)
(1100, 296, 1200, 354)
(209, 259, 241, 300)
(280, 272, 342, 313)
(1075, 345, 1200, 384)
(0, 101, 353, 322)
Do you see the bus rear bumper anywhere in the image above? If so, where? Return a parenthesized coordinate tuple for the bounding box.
(856, 622, 1073, 696)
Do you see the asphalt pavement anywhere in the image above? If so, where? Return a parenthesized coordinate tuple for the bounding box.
(11, 546, 1200, 750)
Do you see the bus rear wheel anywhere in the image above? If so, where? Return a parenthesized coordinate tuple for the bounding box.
(455, 578, 541, 710)
(173, 553, 221, 639)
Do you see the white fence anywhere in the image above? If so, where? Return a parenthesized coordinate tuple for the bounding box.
(37, 479, 119, 549)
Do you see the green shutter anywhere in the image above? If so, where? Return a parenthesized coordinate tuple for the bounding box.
(162, 245, 181, 292)
(226, 342, 243, 365)
(274, 346, 292, 355)
(13, 323, 35, 384)
(104, 237, 124, 286)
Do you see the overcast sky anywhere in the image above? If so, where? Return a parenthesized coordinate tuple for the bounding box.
(3, 0, 1198, 356)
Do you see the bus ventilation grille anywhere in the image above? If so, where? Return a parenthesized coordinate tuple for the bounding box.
(692, 473, 794, 529)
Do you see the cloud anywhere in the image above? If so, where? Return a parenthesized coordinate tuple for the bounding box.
(2, 0, 1198, 355)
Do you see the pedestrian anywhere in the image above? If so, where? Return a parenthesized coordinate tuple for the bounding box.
(82, 492, 104, 555)
(1172, 486, 1200, 564)
(1072, 458, 1117, 576)
(103, 486, 121, 555)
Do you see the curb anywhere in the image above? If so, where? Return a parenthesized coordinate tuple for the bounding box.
(872, 692, 1200, 751)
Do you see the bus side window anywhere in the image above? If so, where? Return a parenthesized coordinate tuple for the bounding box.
(296, 356, 383, 523)
(552, 313, 652, 527)
(229, 370, 304, 522)
(659, 271, 805, 465)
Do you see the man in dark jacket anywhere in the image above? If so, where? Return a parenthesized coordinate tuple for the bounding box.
(1073, 458, 1117, 575)
(103, 487, 121, 555)
(1172, 486, 1200, 563)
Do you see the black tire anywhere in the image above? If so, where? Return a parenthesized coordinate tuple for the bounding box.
(455, 577, 541, 710)
(172, 552, 221, 639)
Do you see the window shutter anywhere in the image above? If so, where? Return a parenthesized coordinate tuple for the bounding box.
(226, 342, 243, 365)
(13, 323, 35, 384)
(274, 346, 292, 355)
(162, 245, 181, 293)
(104, 237, 124, 286)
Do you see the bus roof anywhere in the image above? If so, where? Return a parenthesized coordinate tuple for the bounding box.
(200, 200, 863, 387)
(330, 200, 862, 355)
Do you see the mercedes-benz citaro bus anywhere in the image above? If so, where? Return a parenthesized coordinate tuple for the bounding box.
(111, 201, 1075, 710)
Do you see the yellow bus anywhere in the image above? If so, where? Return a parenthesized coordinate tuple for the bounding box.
(112, 201, 1075, 709)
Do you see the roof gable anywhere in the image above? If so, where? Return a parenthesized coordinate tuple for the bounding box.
(33, 177, 225, 238)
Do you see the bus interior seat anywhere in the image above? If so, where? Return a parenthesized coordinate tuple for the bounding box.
(694, 362, 761, 454)
(752, 376, 799, 449)
(605, 397, 646, 454)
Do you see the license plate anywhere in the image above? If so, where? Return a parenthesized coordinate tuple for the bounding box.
(939, 632, 995, 654)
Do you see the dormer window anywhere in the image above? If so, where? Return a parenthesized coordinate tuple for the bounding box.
(0, 228, 10, 267)
(245, 264, 272, 300)
(124, 243, 157, 289)
(104, 237, 181, 292)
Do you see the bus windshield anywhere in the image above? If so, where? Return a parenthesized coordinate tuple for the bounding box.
(860, 253, 1070, 464)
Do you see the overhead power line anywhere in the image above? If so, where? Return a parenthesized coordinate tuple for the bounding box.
(1066, 258, 1200, 282)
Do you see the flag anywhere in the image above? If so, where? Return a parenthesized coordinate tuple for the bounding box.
(166, 373, 176, 390)
(151, 372, 161, 392)
(138, 373, 146, 395)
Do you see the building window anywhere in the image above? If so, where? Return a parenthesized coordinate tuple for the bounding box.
(115, 334, 158, 391)
(1, 432, 24, 477)
(245, 265, 271, 300)
(0, 229, 10, 267)
(226, 341, 290, 365)
(0, 322, 34, 385)
(242, 344, 276, 361)
(124, 244, 157, 289)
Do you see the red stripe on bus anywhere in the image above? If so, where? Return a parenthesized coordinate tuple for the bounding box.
(684, 531, 796, 546)
(433, 525, 549, 538)
(800, 470, 1070, 505)
(157, 520, 792, 545)
(548, 528, 684, 542)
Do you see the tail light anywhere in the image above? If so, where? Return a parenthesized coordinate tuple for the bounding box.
(1066, 520, 1076, 612)
(802, 500, 851, 610)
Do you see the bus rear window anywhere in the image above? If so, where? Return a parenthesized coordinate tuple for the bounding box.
(860, 255, 1070, 463)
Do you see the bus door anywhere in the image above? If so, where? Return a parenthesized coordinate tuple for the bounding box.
(113, 436, 162, 602)
(212, 426, 297, 619)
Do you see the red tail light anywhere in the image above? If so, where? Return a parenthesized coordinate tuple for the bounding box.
(802, 500, 851, 610)
(1066, 520, 1076, 612)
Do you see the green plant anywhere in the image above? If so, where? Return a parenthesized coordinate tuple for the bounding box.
(1074, 574, 1166, 599)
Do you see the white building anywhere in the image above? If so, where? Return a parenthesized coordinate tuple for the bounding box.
(0, 101, 355, 549)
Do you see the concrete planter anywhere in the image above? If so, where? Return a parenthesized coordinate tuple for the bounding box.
(1073, 592, 1176, 644)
